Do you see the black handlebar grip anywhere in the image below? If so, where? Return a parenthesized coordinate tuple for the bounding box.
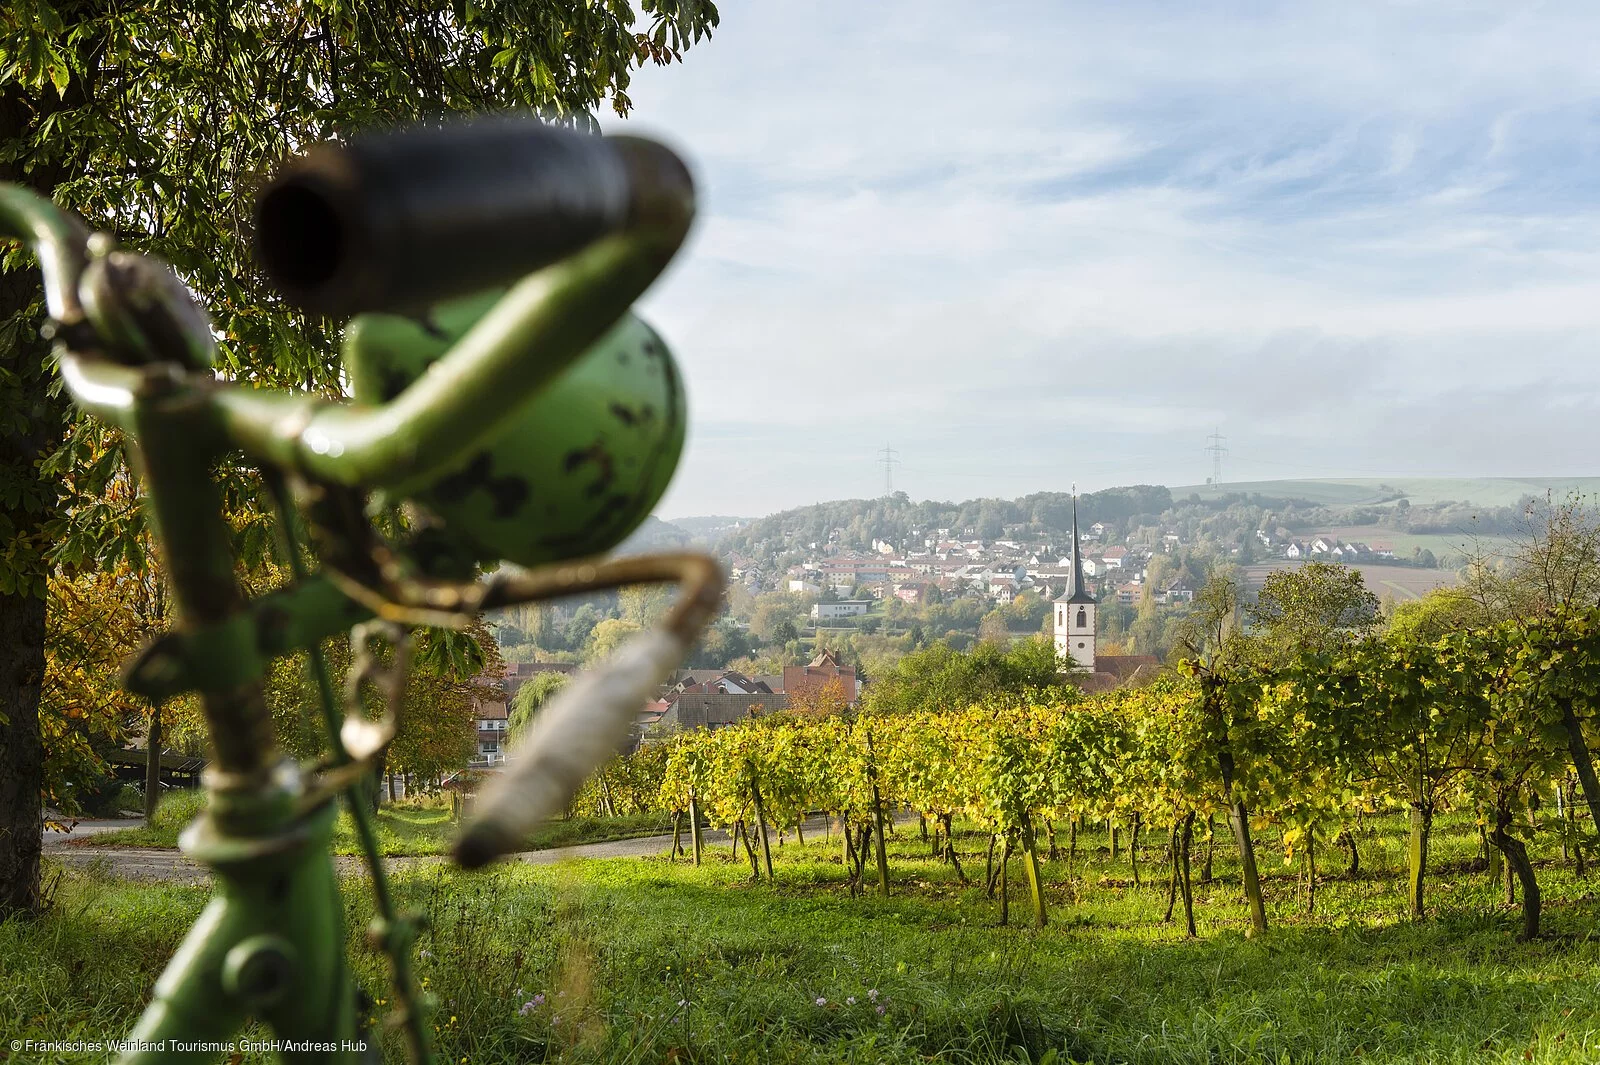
(253, 116, 682, 317)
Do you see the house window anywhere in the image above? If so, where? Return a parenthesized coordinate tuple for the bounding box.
(1076, 607, 1087, 629)
(480, 741, 499, 755)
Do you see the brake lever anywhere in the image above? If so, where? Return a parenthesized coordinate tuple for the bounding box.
(452, 552, 724, 868)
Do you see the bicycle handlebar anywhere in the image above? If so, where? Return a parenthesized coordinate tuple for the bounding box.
(255, 117, 691, 317)
(6, 120, 694, 496)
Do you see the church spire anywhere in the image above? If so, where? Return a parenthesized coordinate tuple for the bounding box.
(1056, 487, 1097, 604)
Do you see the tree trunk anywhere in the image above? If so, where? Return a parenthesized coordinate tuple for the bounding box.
(0, 76, 79, 921)
(1109, 820, 1119, 861)
(143, 704, 163, 821)
(1201, 815, 1215, 884)
(369, 751, 387, 813)
(0, 588, 46, 918)
(1046, 819, 1059, 862)
(1407, 802, 1433, 918)
(985, 833, 1000, 898)
(939, 813, 967, 884)
(1490, 806, 1541, 941)
(1068, 817, 1078, 866)
(1337, 827, 1360, 877)
(1559, 697, 1600, 847)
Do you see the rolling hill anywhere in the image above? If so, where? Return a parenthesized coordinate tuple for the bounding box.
(1172, 477, 1600, 508)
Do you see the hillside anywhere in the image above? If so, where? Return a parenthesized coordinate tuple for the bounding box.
(1172, 477, 1600, 508)
(707, 478, 1555, 573)
(659, 515, 756, 542)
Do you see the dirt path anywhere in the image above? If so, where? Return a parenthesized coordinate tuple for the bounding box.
(43, 815, 845, 884)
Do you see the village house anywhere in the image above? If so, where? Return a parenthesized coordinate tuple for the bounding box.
(472, 695, 509, 767)
(784, 649, 859, 703)
(811, 600, 873, 620)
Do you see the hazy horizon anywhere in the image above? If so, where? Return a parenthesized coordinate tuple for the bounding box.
(660, 474, 1600, 525)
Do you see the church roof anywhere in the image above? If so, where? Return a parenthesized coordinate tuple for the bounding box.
(1053, 495, 1098, 605)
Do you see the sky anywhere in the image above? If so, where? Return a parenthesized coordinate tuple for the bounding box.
(601, 1, 1600, 520)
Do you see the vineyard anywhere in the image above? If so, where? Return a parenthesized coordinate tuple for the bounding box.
(573, 604, 1600, 942)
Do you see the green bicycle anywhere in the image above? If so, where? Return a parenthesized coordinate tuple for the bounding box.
(0, 116, 724, 1063)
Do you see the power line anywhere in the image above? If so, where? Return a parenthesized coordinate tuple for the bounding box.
(879, 444, 900, 496)
(1205, 428, 1228, 485)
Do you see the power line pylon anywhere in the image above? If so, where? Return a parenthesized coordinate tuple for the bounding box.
(1205, 429, 1228, 485)
(879, 444, 900, 496)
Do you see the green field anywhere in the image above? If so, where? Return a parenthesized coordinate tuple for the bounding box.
(1243, 560, 1460, 602)
(9, 810, 1600, 1063)
(1306, 525, 1513, 563)
(1177, 477, 1600, 508)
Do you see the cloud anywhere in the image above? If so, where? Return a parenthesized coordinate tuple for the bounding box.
(599, 1, 1600, 516)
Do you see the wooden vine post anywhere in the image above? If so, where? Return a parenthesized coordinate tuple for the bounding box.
(1019, 811, 1048, 928)
(688, 788, 703, 866)
(866, 732, 890, 898)
(750, 775, 775, 880)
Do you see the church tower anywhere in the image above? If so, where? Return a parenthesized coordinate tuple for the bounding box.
(1053, 493, 1097, 671)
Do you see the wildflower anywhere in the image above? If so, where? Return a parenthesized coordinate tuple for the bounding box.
(677, 999, 687, 1008)
(867, 989, 879, 1001)
(533, 994, 545, 1006)
(815, 997, 827, 1006)
(419, 949, 433, 959)
(671, 1016, 682, 1025)
(876, 1005, 886, 1016)
(847, 997, 857, 1005)
(514, 988, 524, 998)
(519, 1001, 537, 1016)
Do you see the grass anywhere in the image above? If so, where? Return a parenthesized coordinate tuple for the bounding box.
(9, 808, 1600, 1062)
(72, 791, 673, 856)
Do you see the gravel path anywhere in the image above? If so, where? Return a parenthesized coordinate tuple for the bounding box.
(42, 816, 844, 884)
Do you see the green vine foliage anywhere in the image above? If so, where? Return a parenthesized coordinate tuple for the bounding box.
(633, 606, 1600, 936)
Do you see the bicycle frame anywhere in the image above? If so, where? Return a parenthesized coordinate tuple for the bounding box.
(0, 120, 723, 1064)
